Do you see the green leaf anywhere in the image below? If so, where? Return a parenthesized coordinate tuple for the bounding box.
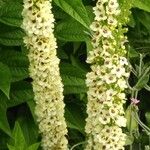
(60, 63, 86, 79)
(56, 17, 90, 41)
(128, 14, 136, 28)
(125, 105, 138, 131)
(0, 2, 22, 27)
(7, 145, 15, 150)
(6, 81, 33, 108)
(128, 47, 139, 58)
(86, 39, 93, 53)
(65, 104, 85, 133)
(0, 62, 11, 98)
(7, 122, 40, 150)
(18, 112, 38, 145)
(57, 49, 68, 59)
(133, 67, 150, 90)
(133, 0, 150, 12)
(0, 24, 24, 46)
(0, 49, 29, 82)
(0, 131, 10, 149)
(63, 86, 87, 94)
(145, 112, 150, 127)
(134, 75, 149, 90)
(60, 63, 87, 94)
(85, 6, 94, 23)
(62, 75, 85, 87)
(54, 0, 90, 29)
(8, 122, 27, 150)
(136, 11, 150, 31)
(0, 96, 11, 136)
(125, 133, 134, 145)
(26, 143, 40, 150)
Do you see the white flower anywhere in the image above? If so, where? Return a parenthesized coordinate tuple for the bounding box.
(90, 21, 100, 31)
(104, 58, 114, 68)
(109, 107, 118, 117)
(106, 6, 121, 15)
(93, 6, 107, 21)
(108, 0, 119, 9)
(111, 66, 126, 78)
(102, 40, 114, 50)
(100, 26, 112, 38)
(97, 0, 108, 6)
(117, 93, 126, 100)
(115, 116, 127, 127)
(91, 36, 100, 48)
(108, 16, 118, 26)
(105, 74, 117, 84)
(119, 57, 128, 65)
(99, 111, 111, 124)
(117, 78, 128, 89)
(106, 89, 116, 101)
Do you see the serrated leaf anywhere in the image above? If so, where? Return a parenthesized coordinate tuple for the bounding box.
(7, 145, 15, 150)
(0, 49, 29, 82)
(62, 75, 85, 86)
(0, 62, 11, 98)
(6, 81, 33, 108)
(26, 143, 40, 150)
(136, 11, 150, 31)
(0, 2, 22, 27)
(54, 0, 90, 29)
(133, 0, 150, 12)
(64, 85, 87, 94)
(0, 25, 24, 46)
(65, 104, 85, 133)
(8, 122, 27, 150)
(18, 112, 38, 145)
(128, 47, 139, 58)
(60, 63, 87, 94)
(56, 17, 90, 41)
(60, 63, 86, 79)
(128, 14, 136, 28)
(0, 96, 11, 136)
(27, 101, 37, 123)
(85, 6, 94, 23)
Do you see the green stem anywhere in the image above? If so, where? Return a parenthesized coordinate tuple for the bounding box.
(129, 54, 143, 149)
(149, 135, 150, 148)
(134, 112, 150, 133)
(139, 54, 143, 77)
(70, 141, 86, 150)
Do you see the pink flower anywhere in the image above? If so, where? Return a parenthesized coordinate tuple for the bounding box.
(131, 98, 140, 105)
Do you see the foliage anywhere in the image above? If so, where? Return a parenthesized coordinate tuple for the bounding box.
(0, 0, 150, 149)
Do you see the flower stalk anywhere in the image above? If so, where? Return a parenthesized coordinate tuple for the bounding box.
(22, 0, 68, 149)
(85, 0, 132, 149)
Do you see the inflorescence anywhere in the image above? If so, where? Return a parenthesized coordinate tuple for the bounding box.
(22, 0, 68, 149)
(85, 0, 132, 149)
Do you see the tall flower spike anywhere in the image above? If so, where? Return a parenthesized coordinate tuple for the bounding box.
(22, 0, 68, 149)
(85, 0, 132, 149)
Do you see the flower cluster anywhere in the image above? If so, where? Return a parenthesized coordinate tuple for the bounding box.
(22, 0, 68, 149)
(85, 0, 132, 149)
